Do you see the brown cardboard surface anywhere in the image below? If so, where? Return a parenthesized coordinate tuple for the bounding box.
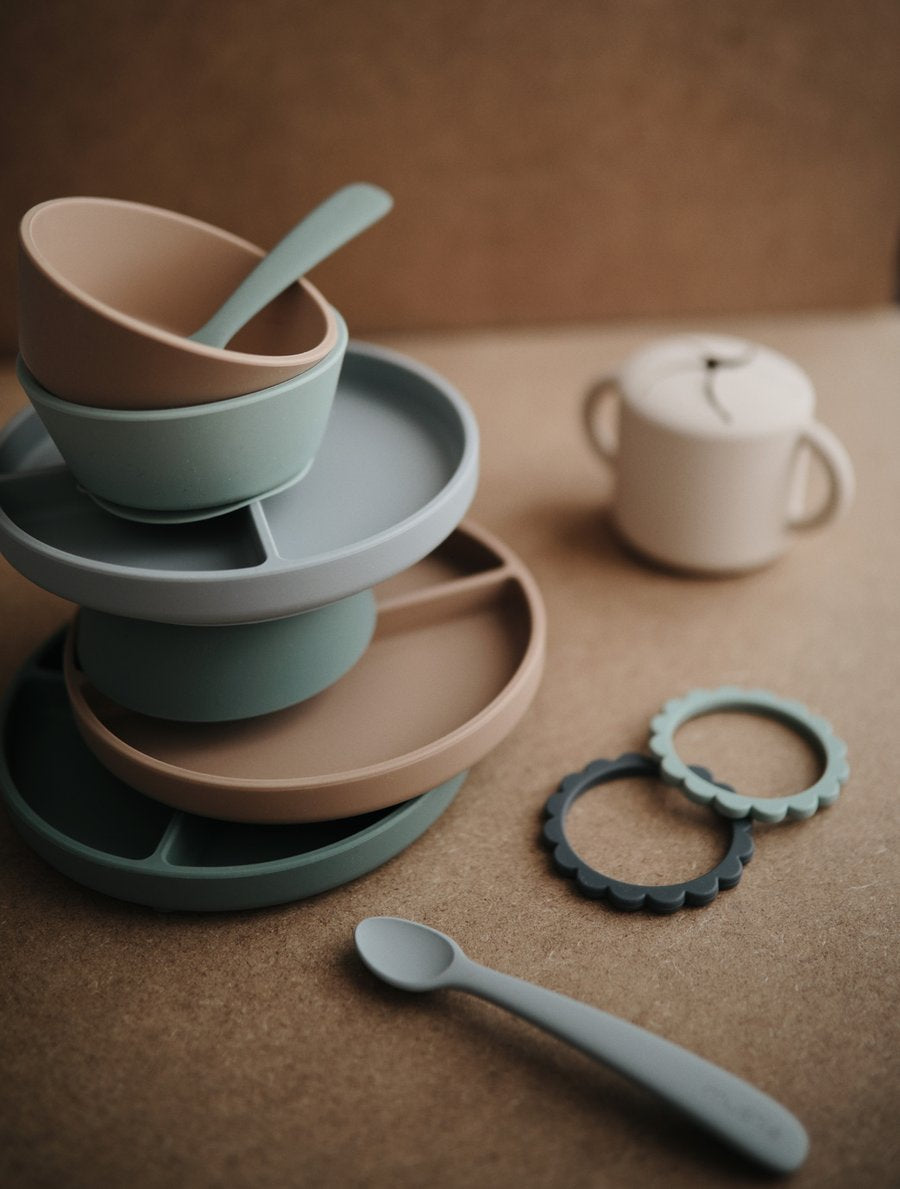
(2, 1, 900, 348)
(1, 308, 899, 1187)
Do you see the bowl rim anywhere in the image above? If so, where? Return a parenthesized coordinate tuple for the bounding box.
(19, 195, 339, 368)
(15, 309, 347, 421)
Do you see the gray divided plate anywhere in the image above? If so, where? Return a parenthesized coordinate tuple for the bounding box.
(0, 342, 479, 624)
(0, 633, 466, 912)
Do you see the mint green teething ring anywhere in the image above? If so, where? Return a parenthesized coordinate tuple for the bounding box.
(648, 686, 849, 823)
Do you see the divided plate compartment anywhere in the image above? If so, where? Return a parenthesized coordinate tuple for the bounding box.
(0, 342, 479, 623)
(64, 522, 546, 823)
(0, 633, 467, 912)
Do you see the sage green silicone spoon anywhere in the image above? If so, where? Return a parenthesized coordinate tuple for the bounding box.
(354, 917, 808, 1175)
(190, 182, 392, 348)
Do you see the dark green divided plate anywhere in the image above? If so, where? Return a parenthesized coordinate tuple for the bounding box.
(0, 633, 465, 912)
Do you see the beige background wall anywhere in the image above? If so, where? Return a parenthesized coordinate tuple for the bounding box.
(2, 0, 898, 349)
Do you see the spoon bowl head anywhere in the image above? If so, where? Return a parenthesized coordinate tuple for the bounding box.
(355, 917, 459, 992)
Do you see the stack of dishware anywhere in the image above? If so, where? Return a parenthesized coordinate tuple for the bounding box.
(0, 194, 546, 911)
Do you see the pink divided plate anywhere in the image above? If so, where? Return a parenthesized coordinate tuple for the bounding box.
(65, 522, 546, 823)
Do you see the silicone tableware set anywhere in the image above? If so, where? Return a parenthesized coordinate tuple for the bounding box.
(0, 194, 836, 1179)
(0, 191, 547, 911)
(1, 191, 838, 1175)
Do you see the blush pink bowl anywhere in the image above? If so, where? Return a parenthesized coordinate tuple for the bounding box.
(18, 197, 339, 410)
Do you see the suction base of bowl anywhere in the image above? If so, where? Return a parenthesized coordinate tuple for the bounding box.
(83, 457, 314, 524)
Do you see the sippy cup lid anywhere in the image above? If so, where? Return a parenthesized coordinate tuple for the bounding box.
(618, 334, 816, 438)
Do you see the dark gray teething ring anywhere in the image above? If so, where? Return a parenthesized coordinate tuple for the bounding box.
(542, 753, 754, 913)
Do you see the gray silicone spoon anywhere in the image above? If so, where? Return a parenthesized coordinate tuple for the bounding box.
(354, 917, 808, 1175)
(190, 182, 393, 348)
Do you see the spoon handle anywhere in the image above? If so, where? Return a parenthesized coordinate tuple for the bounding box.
(454, 961, 807, 1174)
(191, 183, 393, 349)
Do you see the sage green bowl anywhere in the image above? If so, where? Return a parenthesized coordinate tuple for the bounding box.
(75, 588, 375, 722)
(16, 309, 347, 516)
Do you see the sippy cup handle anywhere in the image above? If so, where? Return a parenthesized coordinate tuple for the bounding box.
(788, 421, 855, 531)
(582, 376, 621, 462)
